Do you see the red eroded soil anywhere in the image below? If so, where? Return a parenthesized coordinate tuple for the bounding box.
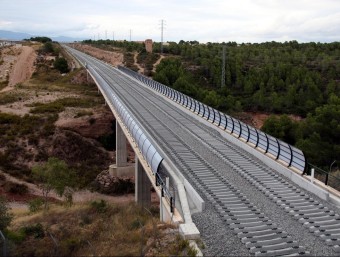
(236, 112, 303, 129)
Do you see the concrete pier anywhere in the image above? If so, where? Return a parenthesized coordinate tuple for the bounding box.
(109, 120, 135, 177)
(135, 157, 151, 207)
(116, 120, 127, 167)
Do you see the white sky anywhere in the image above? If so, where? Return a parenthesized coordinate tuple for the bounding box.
(1, 0, 340, 43)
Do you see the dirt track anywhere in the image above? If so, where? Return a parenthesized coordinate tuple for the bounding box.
(0, 45, 36, 92)
(9, 46, 36, 87)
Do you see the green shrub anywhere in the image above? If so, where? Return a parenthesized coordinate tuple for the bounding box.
(5, 230, 26, 243)
(28, 198, 44, 213)
(21, 223, 45, 238)
(54, 57, 69, 73)
(79, 213, 92, 226)
(30, 102, 64, 113)
(129, 219, 143, 230)
(29, 97, 98, 114)
(0, 113, 50, 139)
(29, 37, 52, 43)
(64, 237, 82, 252)
(169, 235, 198, 257)
(0, 92, 22, 105)
(41, 42, 54, 54)
(74, 110, 93, 118)
(90, 199, 108, 213)
(187, 246, 198, 257)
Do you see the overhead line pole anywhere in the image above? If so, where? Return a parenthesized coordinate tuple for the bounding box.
(160, 19, 165, 54)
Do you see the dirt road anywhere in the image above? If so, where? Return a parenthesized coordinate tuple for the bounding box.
(6, 45, 36, 90)
(134, 51, 144, 74)
(153, 55, 165, 72)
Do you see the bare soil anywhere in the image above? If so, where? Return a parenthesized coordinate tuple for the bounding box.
(1, 169, 160, 212)
(236, 111, 303, 129)
(152, 55, 165, 73)
(56, 106, 115, 139)
(134, 51, 145, 74)
(9, 46, 36, 87)
(71, 43, 124, 67)
(0, 46, 20, 83)
(0, 90, 80, 116)
(0, 42, 141, 211)
(0, 45, 36, 92)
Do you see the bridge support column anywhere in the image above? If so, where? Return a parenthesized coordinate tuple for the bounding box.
(116, 120, 127, 167)
(135, 157, 151, 207)
(109, 121, 134, 177)
(160, 196, 172, 222)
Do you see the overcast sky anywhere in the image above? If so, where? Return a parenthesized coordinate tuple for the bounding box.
(1, 0, 339, 43)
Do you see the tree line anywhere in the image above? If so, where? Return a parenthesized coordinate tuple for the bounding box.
(82, 39, 339, 170)
(152, 41, 340, 170)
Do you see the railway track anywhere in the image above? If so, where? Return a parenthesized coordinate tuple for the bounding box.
(65, 46, 340, 256)
(90, 62, 310, 256)
(116, 64, 340, 254)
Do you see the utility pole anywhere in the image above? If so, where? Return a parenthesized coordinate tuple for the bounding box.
(129, 29, 132, 41)
(221, 45, 226, 88)
(160, 19, 165, 54)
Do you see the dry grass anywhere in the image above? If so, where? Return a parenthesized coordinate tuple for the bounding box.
(0, 90, 28, 105)
(7, 200, 197, 257)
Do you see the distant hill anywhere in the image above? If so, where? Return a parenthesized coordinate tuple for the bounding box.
(0, 30, 85, 42)
(0, 30, 31, 41)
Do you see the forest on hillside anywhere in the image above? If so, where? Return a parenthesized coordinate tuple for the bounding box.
(83, 39, 340, 173)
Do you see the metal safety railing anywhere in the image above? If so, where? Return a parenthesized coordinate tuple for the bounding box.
(118, 66, 307, 174)
(304, 163, 340, 191)
(63, 45, 178, 210)
(156, 173, 174, 213)
(87, 65, 163, 174)
(0, 230, 7, 257)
